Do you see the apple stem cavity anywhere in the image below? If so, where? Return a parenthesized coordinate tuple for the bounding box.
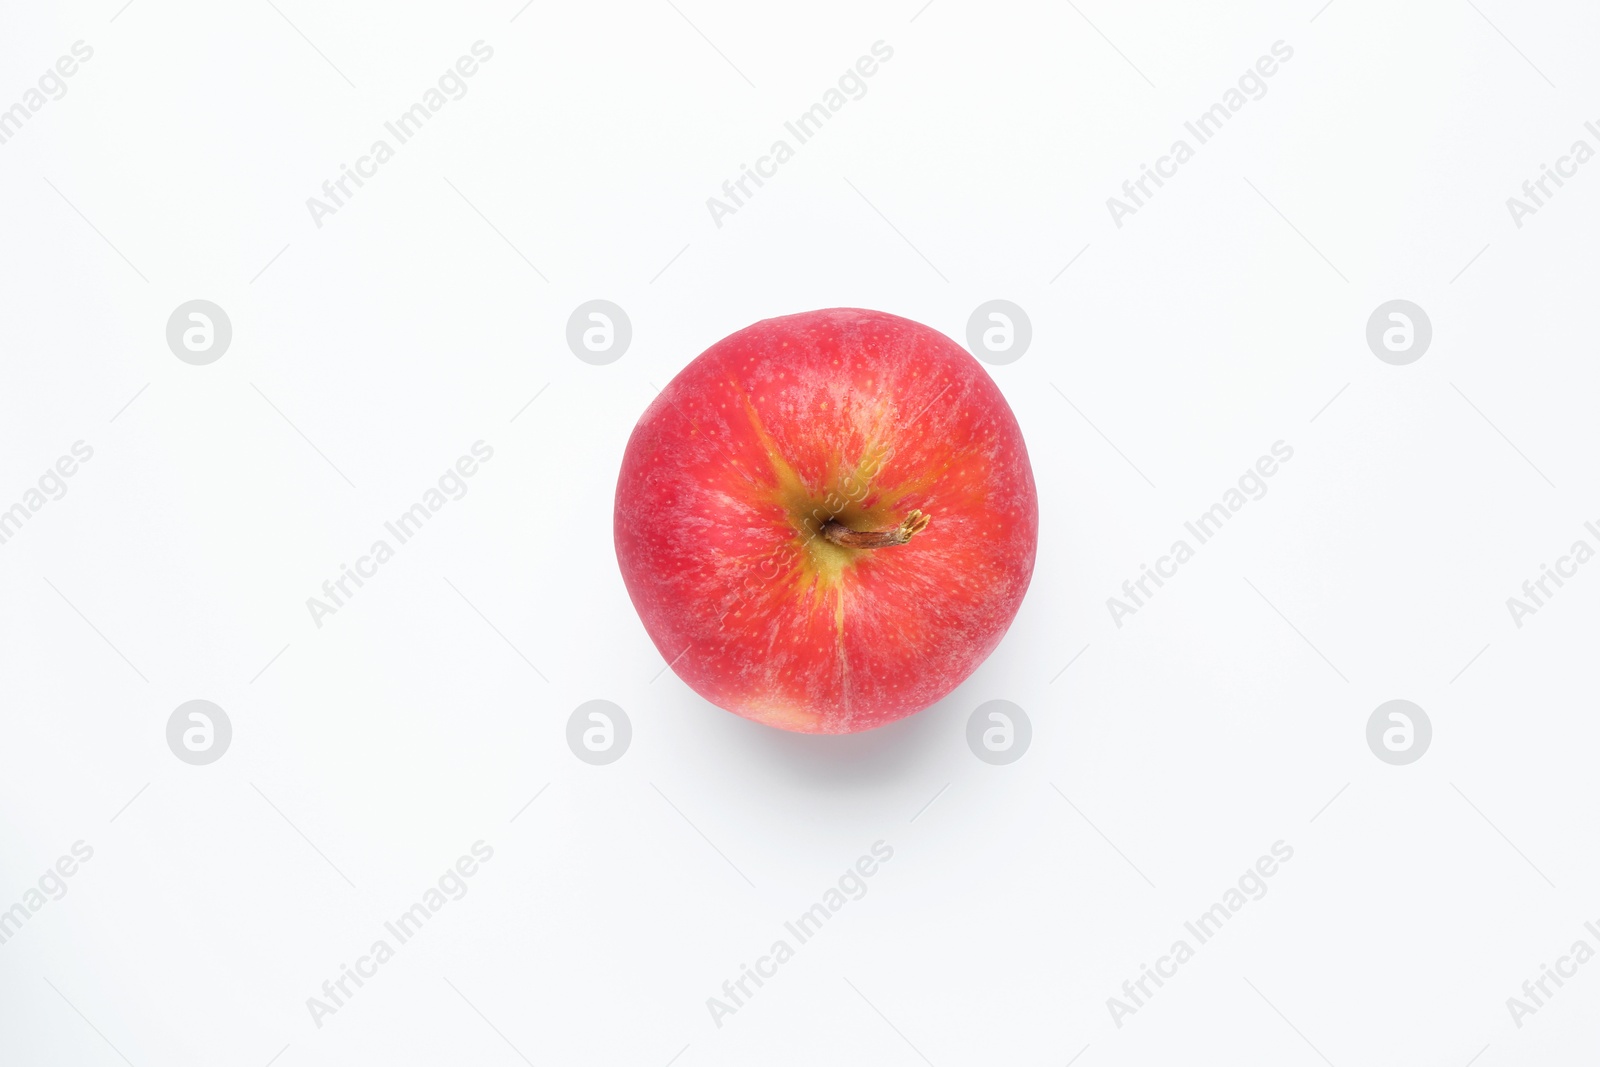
(820, 509, 930, 550)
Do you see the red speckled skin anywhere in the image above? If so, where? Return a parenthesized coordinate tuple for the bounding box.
(614, 309, 1037, 733)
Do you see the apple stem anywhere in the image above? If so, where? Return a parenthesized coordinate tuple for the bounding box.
(820, 509, 930, 549)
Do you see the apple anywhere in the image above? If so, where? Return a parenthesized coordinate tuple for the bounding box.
(614, 308, 1038, 733)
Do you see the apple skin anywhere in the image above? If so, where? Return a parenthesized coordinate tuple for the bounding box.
(614, 308, 1037, 734)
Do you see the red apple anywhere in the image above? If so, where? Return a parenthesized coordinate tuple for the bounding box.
(614, 308, 1038, 733)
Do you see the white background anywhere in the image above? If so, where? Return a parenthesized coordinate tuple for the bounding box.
(2, 0, 1598, 1063)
